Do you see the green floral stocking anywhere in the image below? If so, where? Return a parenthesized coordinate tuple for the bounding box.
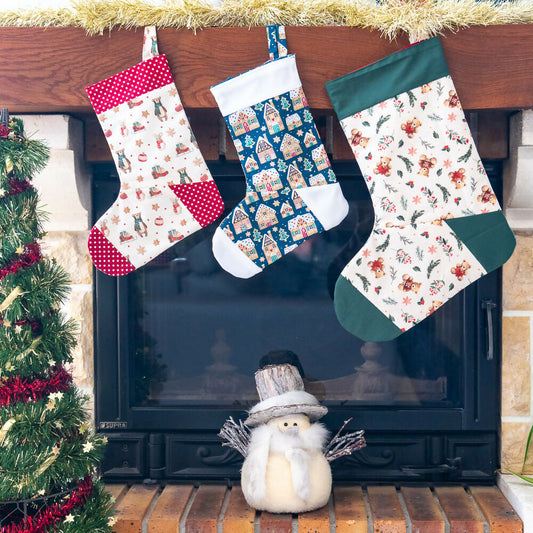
(326, 38, 515, 341)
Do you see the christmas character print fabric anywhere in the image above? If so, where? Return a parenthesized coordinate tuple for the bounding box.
(86, 28, 223, 276)
(210, 30, 348, 278)
(325, 37, 515, 341)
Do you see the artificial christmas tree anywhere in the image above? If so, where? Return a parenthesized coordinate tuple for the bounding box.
(0, 113, 114, 532)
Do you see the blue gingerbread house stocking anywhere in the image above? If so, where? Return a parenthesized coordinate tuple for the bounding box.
(210, 26, 348, 278)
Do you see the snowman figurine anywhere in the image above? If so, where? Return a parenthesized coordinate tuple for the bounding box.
(219, 351, 365, 514)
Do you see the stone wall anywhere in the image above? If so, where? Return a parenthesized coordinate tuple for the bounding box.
(19, 115, 95, 422)
(501, 111, 533, 473)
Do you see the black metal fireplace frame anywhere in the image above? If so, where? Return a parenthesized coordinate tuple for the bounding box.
(92, 160, 503, 484)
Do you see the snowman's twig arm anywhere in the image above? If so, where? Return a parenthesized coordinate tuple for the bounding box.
(325, 418, 366, 463)
(218, 417, 250, 457)
(325, 417, 353, 453)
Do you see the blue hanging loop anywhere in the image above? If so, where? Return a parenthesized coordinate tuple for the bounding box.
(267, 25, 288, 60)
(0, 108, 9, 126)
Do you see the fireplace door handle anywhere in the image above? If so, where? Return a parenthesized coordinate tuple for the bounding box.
(482, 300, 497, 361)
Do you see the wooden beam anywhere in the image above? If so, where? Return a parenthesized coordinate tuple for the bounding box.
(0, 26, 532, 113)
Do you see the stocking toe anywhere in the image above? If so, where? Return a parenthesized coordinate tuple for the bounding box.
(88, 227, 136, 276)
(212, 227, 263, 279)
(334, 275, 403, 342)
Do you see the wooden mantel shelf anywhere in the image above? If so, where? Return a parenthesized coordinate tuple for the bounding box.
(0, 25, 532, 114)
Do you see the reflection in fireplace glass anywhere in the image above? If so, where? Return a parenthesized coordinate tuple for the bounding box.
(130, 162, 461, 409)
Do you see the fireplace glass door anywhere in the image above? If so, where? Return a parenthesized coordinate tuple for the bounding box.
(94, 160, 502, 483)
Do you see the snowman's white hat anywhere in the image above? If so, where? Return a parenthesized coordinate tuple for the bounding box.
(244, 357, 327, 426)
(245, 389, 327, 427)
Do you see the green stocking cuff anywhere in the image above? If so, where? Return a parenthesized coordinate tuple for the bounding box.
(325, 37, 449, 121)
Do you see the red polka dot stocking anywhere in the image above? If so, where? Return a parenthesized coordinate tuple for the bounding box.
(86, 27, 223, 276)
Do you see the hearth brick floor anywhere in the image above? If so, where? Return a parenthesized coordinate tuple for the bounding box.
(106, 483, 523, 533)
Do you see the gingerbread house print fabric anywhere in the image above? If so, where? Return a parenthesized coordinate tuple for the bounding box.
(212, 78, 343, 273)
(210, 28, 348, 278)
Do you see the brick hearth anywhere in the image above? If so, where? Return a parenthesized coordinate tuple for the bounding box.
(107, 483, 522, 533)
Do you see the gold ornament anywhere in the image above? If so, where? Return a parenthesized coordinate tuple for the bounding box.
(0, 418, 16, 445)
(0, 286, 24, 312)
(5, 156, 13, 175)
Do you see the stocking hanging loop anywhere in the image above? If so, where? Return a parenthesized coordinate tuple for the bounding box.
(267, 25, 287, 60)
(142, 26, 159, 61)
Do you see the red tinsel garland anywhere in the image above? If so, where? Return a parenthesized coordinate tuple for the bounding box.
(0, 317, 42, 334)
(0, 243, 42, 282)
(0, 367, 72, 407)
(7, 178, 32, 197)
(1, 476, 94, 533)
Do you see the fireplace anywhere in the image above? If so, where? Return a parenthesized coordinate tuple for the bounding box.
(93, 158, 503, 483)
(1, 24, 530, 522)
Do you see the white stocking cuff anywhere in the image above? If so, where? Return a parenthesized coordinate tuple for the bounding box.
(211, 56, 301, 117)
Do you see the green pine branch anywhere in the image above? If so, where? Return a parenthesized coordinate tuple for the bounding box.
(376, 234, 390, 252)
(427, 259, 441, 279)
(410, 210, 424, 228)
(397, 154, 414, 172)
(0, 119, 49, 182)
(0, 259, 71, 324)
(0, 313, 77, 379)
(0, 190, 44, 262)
(355, 273, 370, 292)
(457, 144, 473, 163)
(0, 431, 107, 500)
(1, 389, 88, 447)
(0, 390, 106, 499)
(57, 480, 115, 533)
(376, 114, 390, 133)
(436, 183, 450, 203)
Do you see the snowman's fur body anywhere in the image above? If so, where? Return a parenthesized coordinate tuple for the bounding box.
(241, 414, 332, 513)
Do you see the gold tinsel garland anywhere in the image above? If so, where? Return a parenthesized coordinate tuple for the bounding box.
(0, 0, 532, 38)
